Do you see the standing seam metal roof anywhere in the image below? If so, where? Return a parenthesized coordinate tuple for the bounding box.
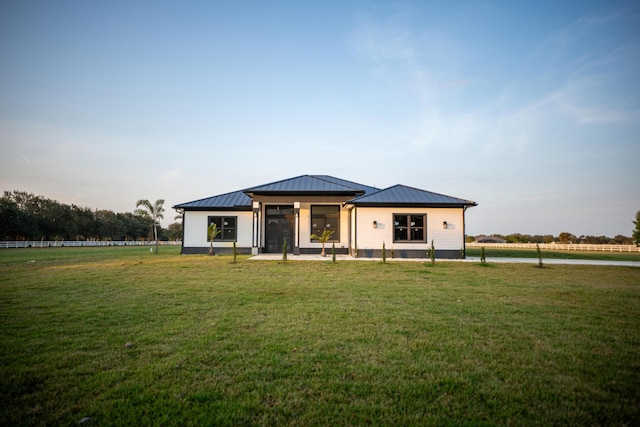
(173, 177, 476, 209)
(347, 184, 477, 206)
(243, 175, 377, 194)
(173, 190, 252, 209)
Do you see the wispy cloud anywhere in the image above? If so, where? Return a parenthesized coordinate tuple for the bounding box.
(15, 149, 31, 165)
(350, 21, 416, 65)
(158, 167, 181, 186)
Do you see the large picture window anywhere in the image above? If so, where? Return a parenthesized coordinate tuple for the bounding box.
(311, 205, 340, 242)
(393, 214, 426, 243)
(207, 216, 237, 241)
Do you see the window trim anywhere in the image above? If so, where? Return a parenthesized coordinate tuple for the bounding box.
(310, 205, 340, 243)
(393, 213, 427, 243)
(207, 215, 237, 242)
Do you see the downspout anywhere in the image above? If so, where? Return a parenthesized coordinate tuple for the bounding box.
(354, 206, 358, 257)
(462, 206, 467, 259)
(347, 206, 351, 255)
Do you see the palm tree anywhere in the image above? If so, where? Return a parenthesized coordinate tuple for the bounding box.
(135, 199, 165, 253)
(207, 222, 222, 256)
(310, 228, 335, 257)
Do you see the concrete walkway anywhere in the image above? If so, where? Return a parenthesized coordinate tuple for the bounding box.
(249, 254, 640, 267)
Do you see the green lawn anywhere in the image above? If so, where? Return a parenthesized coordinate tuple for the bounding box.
(466, 246, 640, 261)
(1, 247, 639, 425)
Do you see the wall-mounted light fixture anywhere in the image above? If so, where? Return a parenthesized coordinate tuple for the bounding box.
(373, 220, 378, 229)
(443, 221, 448, 229)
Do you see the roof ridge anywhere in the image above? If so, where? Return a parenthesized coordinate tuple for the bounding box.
(310, 175, 368, 191)
(347, 183, 477, 206)
(243, 174, 309, 191)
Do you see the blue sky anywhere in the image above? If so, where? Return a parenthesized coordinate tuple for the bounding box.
(1, 0, 638, 236)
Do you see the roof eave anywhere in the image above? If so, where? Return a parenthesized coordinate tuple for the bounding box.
(175, 205, 252, 211)
(351, 202, 477, 208)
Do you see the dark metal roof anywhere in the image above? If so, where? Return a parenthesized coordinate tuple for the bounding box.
(173, 177, 476, 210)
(243, 175, 378, 196)
(348, 184, 477, 207)
(173, 190, 252, 210)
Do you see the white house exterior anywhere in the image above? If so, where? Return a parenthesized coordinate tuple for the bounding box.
(174, 175, 477, 258)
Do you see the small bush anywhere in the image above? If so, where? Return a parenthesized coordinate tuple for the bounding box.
(233, 240, 237, 264)
(536, 243, 543, 268)
(430, 240, 436, 265)
(282, 238, 287, 264)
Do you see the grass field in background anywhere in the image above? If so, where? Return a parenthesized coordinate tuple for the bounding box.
(1, 247, 639, 425)
(466, 246, 640, 261)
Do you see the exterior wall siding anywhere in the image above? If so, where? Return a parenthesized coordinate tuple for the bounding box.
(182, 205, 466, 258)
(182, 210, 253, 251)
(355, 207, 464, 254)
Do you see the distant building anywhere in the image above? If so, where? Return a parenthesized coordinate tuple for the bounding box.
(475, 235, 507, 244)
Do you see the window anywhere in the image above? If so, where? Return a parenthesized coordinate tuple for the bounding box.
(207, 216, 237, 241)
(311, 205, 340, 242)
(393, 214, 426, 242)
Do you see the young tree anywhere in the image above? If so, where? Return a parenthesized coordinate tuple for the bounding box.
(310, 228, 335, 257)
(282, 237, 288, 263)
(536, 243, 544, 268)
(633, 210, 640, 246)
(135, 199, 165, 253)
(207, 223, 222, 256)
(430, 240, 436, 265)
(232, 240, 237, 264)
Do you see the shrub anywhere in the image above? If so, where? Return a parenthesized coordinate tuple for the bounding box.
(282, 238, 287, 264)
(232, 240, 237, 264)
(382, 242, 386, 263)
(430, 240, 436, 265)
(536, 243, 543, 268)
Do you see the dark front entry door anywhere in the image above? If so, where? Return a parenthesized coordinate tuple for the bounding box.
(265, 206, 294, 253)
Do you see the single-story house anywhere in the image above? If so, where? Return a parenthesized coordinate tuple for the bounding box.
(173, 175, 477, 258)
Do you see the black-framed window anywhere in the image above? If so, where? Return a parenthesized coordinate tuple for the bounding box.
(311, 205, 340, 242)
(207, 216, 237, 241)
(393, 214, 426, 242)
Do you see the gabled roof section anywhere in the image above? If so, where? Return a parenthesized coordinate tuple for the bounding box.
(348, 184, 477, 207)
(173, 190, 252, 211)
(243, 175, 377, 196)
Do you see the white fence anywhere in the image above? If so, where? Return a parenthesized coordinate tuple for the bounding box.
(467, 242, 640, 253)
(0, 240, 182, 249)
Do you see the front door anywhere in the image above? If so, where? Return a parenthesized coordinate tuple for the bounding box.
(265, 206, 294, 253)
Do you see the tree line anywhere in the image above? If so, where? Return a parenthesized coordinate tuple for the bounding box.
(0, 191, 182, 241)
(468, 232, 634, 245)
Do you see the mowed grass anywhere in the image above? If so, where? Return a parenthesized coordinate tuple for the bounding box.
(466, 246, 640, 261)
(1, 247, 639, 426)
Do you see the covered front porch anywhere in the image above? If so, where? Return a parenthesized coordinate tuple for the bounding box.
(250, 200, 351, 256)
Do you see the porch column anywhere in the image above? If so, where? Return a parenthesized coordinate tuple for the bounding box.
(293, 201, 300, 255)
(252, 202, 260, 255)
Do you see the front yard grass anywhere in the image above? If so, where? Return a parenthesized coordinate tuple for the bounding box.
(466, 246, 640, 261)
(1, 247, 639, 425)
